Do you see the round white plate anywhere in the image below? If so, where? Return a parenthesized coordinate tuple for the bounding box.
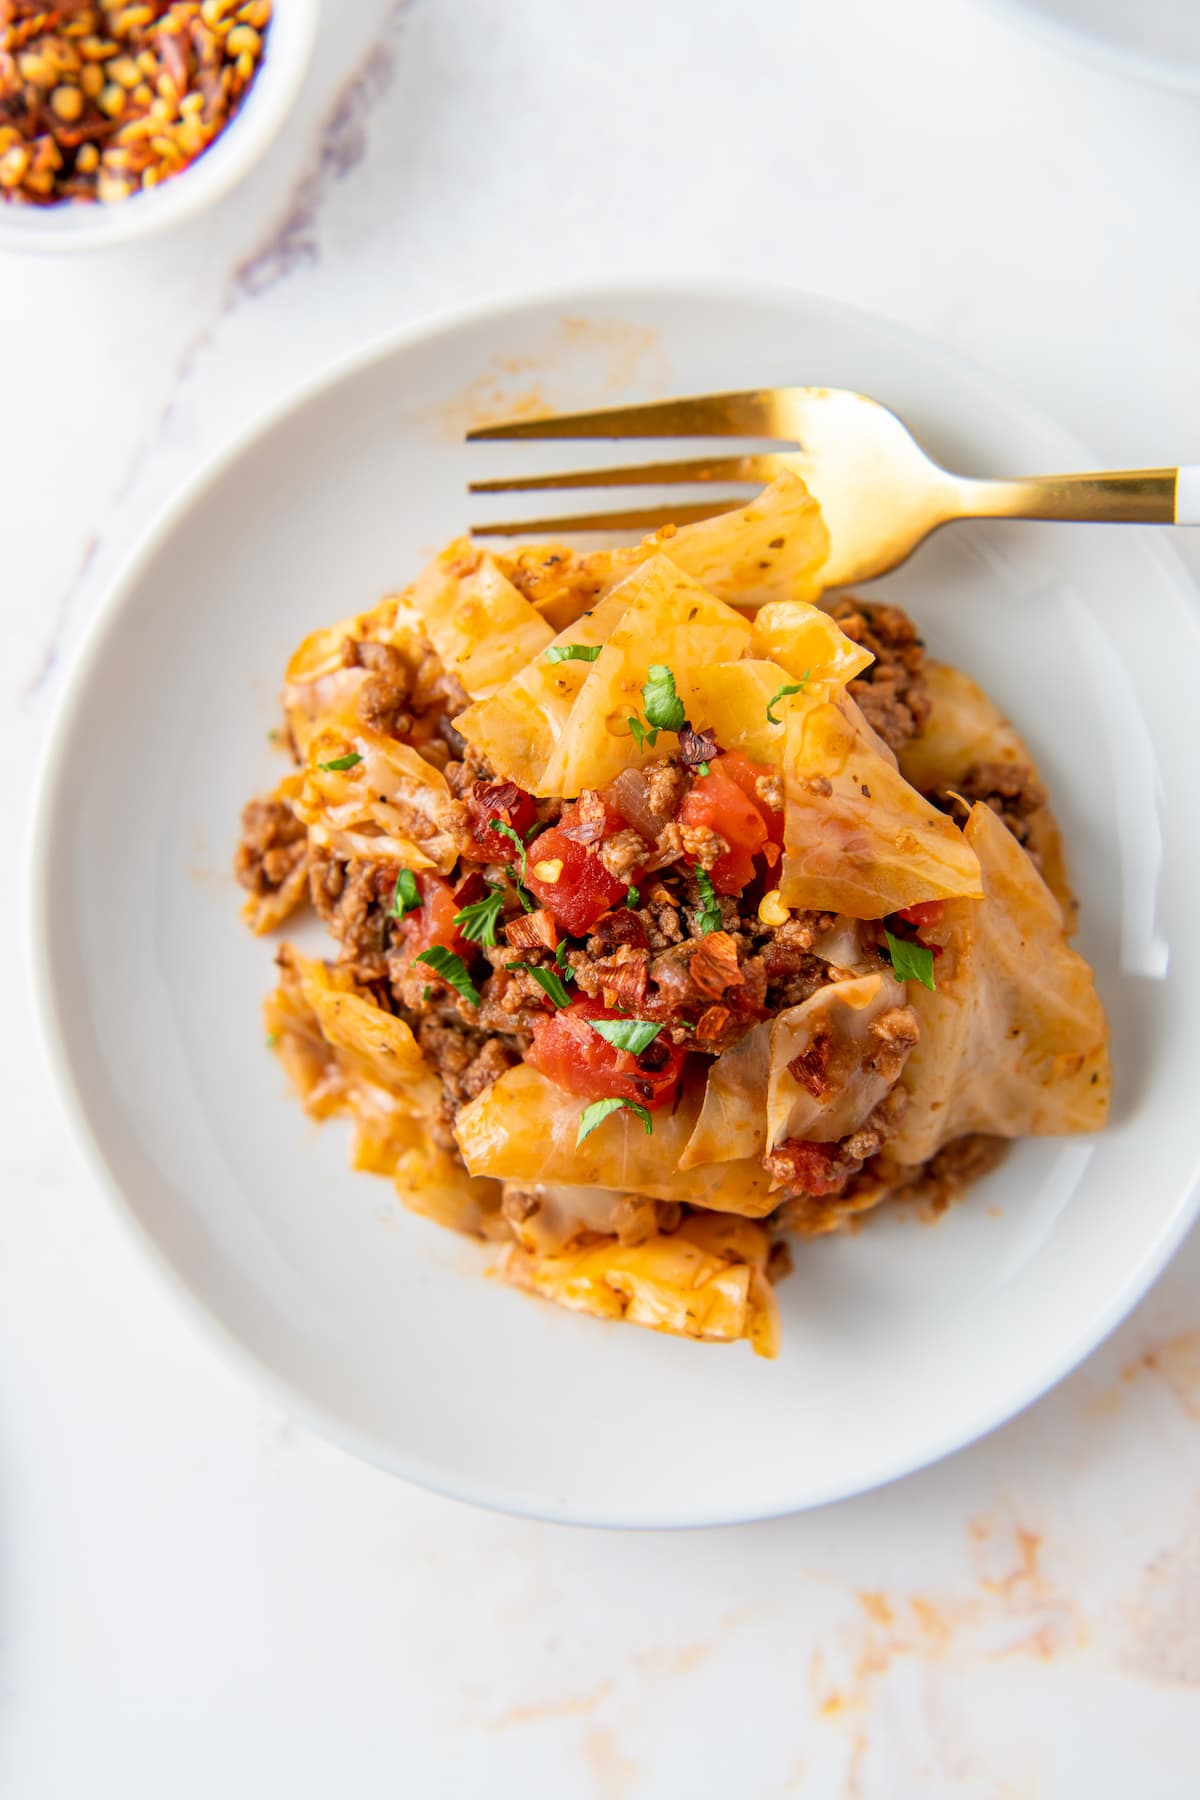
(990, 0, 1200, 94)
(30, 284, 1200, 1526)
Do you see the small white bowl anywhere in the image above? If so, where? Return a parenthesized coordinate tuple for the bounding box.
(0, 0, 318, 254)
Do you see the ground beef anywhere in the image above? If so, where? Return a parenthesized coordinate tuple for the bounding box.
(645, 759, 690, 817)
(417, 1019, 516, 1107)
(864, 1006, 921, 1082)
(309, 847, 391, 976)
(598, 828, 648, 883)
(827, 595, 930, 754)
(933, 760, 1047, 854)
(341, 637, 412, 737)
(678, 823, 729, 869)
(235, 796, 307, 897)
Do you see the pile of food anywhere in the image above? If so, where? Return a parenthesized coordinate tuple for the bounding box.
(0, 1, 270, 206)
(236, 473, 1111, 1356)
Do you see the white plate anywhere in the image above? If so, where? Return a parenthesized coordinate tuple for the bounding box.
(30, 284, 1200, 1526)
(989, 0, 1200, 94)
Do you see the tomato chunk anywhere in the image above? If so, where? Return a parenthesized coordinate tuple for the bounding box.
(717, 749, 784, 844)
(528, 997, 686, 1110)
(894, 901, 945, 932)
(464, 779, 538, 861)
(524, 799, 633, 934)
(399, 872, 469, 963)
(678, 755, 770, 894)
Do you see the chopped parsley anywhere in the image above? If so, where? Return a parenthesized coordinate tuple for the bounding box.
(510, 962, 572, 1008)
(545, 643, 603, 664)
(884, 929, 936, 992)
(576, 1096, 654, 1146)
(264, 1032, 278, 1050)
(694, 866, 722, 934)
(625, 884, 640, 909)
(554, 938, 573, 975)
(453, 883, 506, 946)
(766, 672, 810, 725)
(488, 817, 528, 880)
(587, 1018, 662, 1055)
(514, 881, 537, 913)
(388, 868, 421, 919)
(422, 985, 433, 1002)
(627, 713, 659, 754)
(696, 761, 711, 777)
(642, 664, 686, 733)
(317, 751, 362, 772)
(413, 945, 480, 1006)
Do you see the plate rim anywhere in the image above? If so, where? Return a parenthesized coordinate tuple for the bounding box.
(27, 277, 1200, 1527)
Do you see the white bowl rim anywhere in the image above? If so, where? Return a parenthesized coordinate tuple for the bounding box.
(983, 0, 1200, 97)
(0, 0, 318, 253)
(27, 277, 1200, 1526)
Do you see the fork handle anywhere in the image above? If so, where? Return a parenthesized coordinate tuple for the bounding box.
(957, 467, 1197, 526)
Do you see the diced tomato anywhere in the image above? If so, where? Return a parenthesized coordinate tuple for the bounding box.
(464, 779, 538, 860)
(678, 755, 770, 894)
(399, 872, 469, 962)
(894, 900, 945, 932)
(716, 749, 784, 844)
(523, 799, 634, 934)
(528, 997, 686, 1111)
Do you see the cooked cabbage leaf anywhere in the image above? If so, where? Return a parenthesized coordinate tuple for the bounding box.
(495, 472, 830, 631)
(295, 723, 459, 872)
(681, 971, 910, 1169)
(899, 660, 1075, 926)
(282, 592, 427, 758)
(451, 585, 634, 792)
(502, 1211, 778, 1354)
(888, 802, 1111, 1162)
(765, 971, 909, 1147)
(537, 555, 751, 796)
(778, 696, 984, 917)
(749, 600, 873, 696)
(409, 538, 554, 700)
(454, 1063, 779, 1215)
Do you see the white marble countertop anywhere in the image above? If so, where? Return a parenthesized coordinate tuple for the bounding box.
(5, 1, 1200, 1793)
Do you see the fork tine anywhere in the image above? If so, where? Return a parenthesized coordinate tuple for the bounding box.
(469, 451, 800, 495)
(465, 388, 805, 442)
(470, 500, 742, 537)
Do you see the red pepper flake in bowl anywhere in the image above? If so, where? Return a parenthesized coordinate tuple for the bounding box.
(0, 1, 272, 207)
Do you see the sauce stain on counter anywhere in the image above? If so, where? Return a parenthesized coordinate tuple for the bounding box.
(1119, 1329, 1200, 1421)
(1121, 1524, 1200, 1688)
(802, 1518, 1083, 1793)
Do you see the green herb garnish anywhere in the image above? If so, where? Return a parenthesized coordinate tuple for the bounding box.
(627, 714, 659, 754)
(488, 817, 528, 880)
(422, 985, 433, 1002)
(884, 929, 936, 992)
(389, 868, 421, 919)
(625, 884, 640, 909)
(510, 962, 572, 1008)
(766, 672, 810, 725)
(317, 751, 362, 772)
(576, 1096, 654, 1146)
(264, 1032, 278, 1050)
(588, 1018, 663, 1055)
(453, 883, 506, 946)
(642, 664, 686, 733)
(695, 761, 711, 777)
(545, 643, 603, 665)
(694, 866, 722, 934)
(414, 945, 481, 1006)
(554, 939, 574, 976)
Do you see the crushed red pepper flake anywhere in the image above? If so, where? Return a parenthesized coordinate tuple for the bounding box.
(0, 1, 271, 207)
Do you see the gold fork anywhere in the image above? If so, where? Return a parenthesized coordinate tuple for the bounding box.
(467, 387, 1200, 587)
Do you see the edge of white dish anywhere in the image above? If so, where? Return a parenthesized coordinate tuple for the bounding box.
(28, 279, 1200, 1526)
